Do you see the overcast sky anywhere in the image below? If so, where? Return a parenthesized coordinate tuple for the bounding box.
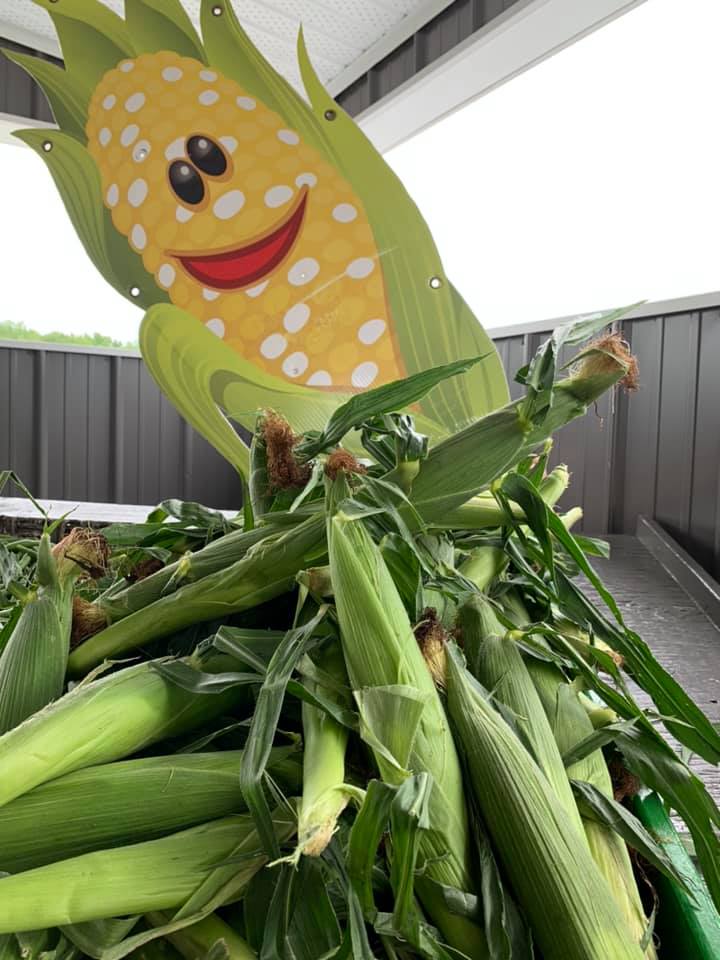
(2, 0, 718, 341)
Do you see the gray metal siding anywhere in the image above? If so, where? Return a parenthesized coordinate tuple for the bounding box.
(0, 39, 54, 122)
(0, 344, 240, 510)
(2, 300, 720, 576)
(1, 0, 522, 123)
(493, 304, 720, 579)
(337, 0, 523, 116)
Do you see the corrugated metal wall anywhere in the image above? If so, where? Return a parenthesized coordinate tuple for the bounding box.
(3, 297, 719, 581)
(1, 1, 521, 124)
(0, 342, 241, 510)
(337, 0, 522, 116)
(0, 39, 54, 122)
(492, 299, 720, 580)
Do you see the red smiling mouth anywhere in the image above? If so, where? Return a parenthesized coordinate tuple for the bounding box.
(173, 189, 308, 291)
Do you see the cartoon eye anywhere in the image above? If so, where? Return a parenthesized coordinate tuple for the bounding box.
(168, 160, 205, 205)
(187, 135, 228, 177)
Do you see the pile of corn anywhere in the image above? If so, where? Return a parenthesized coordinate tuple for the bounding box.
(0, 324, 719, 960)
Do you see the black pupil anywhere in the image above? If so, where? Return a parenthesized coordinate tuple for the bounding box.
(168, 161, 205, 205)
(187, 136, 227, 177)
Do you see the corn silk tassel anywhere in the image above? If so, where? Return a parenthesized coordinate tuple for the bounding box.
(329, 510, 488, 959)
(445, 642, 645, 960)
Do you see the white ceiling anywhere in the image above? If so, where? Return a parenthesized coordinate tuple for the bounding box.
(0, 0, 454, 96)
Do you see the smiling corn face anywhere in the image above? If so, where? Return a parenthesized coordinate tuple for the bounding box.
(86, 52, 402, 391)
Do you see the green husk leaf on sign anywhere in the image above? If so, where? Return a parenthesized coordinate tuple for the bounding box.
(124, 0, 206, 60)
(13, 129, 166, 311)
(2, 50, 89, 140)
(31, 0, 134, 93)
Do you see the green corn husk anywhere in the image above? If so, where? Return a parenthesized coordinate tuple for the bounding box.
(527, 659, 657, 958)
(446, 643, 645, 960)
(329, 512, 488, 959)
(0, 812, 294, 934)
(0, 530, 107, 733)
(298, 641, 351, 858)
(457, 595, 587, 842)
(0, 654, 244, 808)
(412, 346, 631, 521)
(443, 464, 569, 532)
(147, 912, 256, 960)
(458, 546, 507, 591)
(99, 523, 280, 623)
(0, 747, 299, 873)
(68, 514, 326, 674)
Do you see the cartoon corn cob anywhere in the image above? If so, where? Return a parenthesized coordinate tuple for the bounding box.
(86, 51, 401, 391)
(7, 0, 509, 477)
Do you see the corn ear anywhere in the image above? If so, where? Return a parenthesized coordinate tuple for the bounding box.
(0, 812, 294, 933)
(329, 512, 488, 959)
(99, 523, 279, 622)
(457, 595, 587, 842)
(0, 655, 244, 808)
(69, 514, 326, 674)
(446, 642, 645, 960)
(0, 747, 298, 872)
(0, 530, 107, 733)
(147, 912, 255, 960)
(298, 641, 351, 858)
(527, 659, 656, 958)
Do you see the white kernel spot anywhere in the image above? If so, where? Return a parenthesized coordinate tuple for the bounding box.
(236, 96, 256, 110)
(288, 258, 320, 287)
(199, 89, 220, 106)
(102, 94, 116, 110)
(264, 185, 293, 208)
(295, 173, 317, 188)
(213, 189, 245, 220)
(121, 124, 140, 147)
(128, 179, 148, 208)
(158, 264, 176, 289)
(130, 224, 147, 251)
(165, 137, 185, 161)
(206, 318, 225, 338)
(133, 139, 151, 163)
(246, 281, 269, 298)
(282, 351, 309, 378)
(162, 66, 183, 82)
(277, 129, 300, 145)
(99, 127, 112, 147)
(125, 92, 146, 113)
(203, 288, 220, 301)
(307, 370, 332, 387)
(358, 318, 386, 345)
(283, 303, 310, 333)
(119, 60, 135, 73)
(260, 333, 287, 359)
(346, 257, 375, 280)
(176, 206, 194, 223)
(352, 361, 379, 388)
(200, 69, 218, 82)
(106, 184, 119, 208)
(333, 203, 357, 223)
(219, 136, 238, 154)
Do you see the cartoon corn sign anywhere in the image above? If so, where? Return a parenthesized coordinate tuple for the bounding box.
(8, 0, 509, 477)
